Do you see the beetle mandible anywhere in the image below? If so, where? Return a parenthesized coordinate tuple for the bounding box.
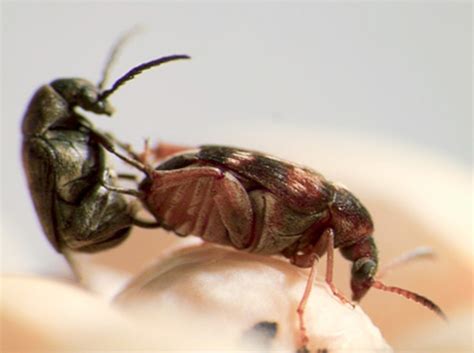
(21, 34, 190, 259)
(105, 143, 446, 347)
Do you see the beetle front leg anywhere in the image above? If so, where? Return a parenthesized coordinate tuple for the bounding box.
(321, 228, 352, 306)
(88, 127, 152, 175)
(295, 228, 351, 349)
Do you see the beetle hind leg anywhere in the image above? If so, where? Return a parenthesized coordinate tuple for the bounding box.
(143, 167, 254, 248)
(212, 172, 254, 249)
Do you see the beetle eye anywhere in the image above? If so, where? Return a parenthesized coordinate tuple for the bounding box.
(352, 258, 377, 279)
(80, 87, 98, 103)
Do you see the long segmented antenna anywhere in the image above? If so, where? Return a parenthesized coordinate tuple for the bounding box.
(377, 246, 435, 279)
(372, 280, 447, 321)
(98, 54, 191, 101)
(98, 26, 143, 91)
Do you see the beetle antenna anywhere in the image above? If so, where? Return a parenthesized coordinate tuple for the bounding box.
(376, 246, 435, 278)
(98, 54, 191, 101)
(98, 26, 143, 91)
(372, 280, 447, 321)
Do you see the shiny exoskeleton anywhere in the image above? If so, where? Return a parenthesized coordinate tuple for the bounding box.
(21, 43, 189, 253)
(21, 79, 133, 252)
(116, 143, 446, 344)
(140, 145, 377, 300)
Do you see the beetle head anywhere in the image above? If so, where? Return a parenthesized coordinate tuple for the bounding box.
(339, 236, 378, 301)
(330, 188, 446, 319)
(350, 256, 377, 301)
(51, 78, 114, 115)
(342, 238, 447, 320)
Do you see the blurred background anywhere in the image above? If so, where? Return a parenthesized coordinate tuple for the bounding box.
(2, 2, 472, 351)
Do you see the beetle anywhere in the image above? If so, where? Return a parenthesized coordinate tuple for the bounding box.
(21, 35, 189, 260)
(105, 143, 446, 347)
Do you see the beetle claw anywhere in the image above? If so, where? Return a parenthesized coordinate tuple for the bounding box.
(327, 283, 354, 307)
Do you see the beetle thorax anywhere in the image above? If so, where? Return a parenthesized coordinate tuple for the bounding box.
(327, 184, 374, 248)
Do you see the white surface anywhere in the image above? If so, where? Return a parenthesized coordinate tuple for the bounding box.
(116, 245, 393, 352)
(1, 2, 471, 275)
(2, 247, 393, 353)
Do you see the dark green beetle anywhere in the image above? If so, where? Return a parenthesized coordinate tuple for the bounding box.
(21, 39, 189, 253)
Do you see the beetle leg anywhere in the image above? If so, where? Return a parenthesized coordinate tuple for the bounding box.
(294, 228, 333, 348)
(88, 127, 152, 175)
(249, 190, 325, 255)
(295, 228, 354, 348)
(290, 249, 319, 268)
(117, 173, 139, 182)
(127, 199, 161, 228)
(57, 182, 133, 252)
(144, 167, 253, 248)
(212, 171, 254, 249)
(296, 257, 318, 348)
(323, 229, 353, 306)
(111, 135, 144, 161)
(102, 183, 143, 198)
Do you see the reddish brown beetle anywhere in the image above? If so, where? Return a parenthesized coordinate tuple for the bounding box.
(106, 142, 446, 347)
